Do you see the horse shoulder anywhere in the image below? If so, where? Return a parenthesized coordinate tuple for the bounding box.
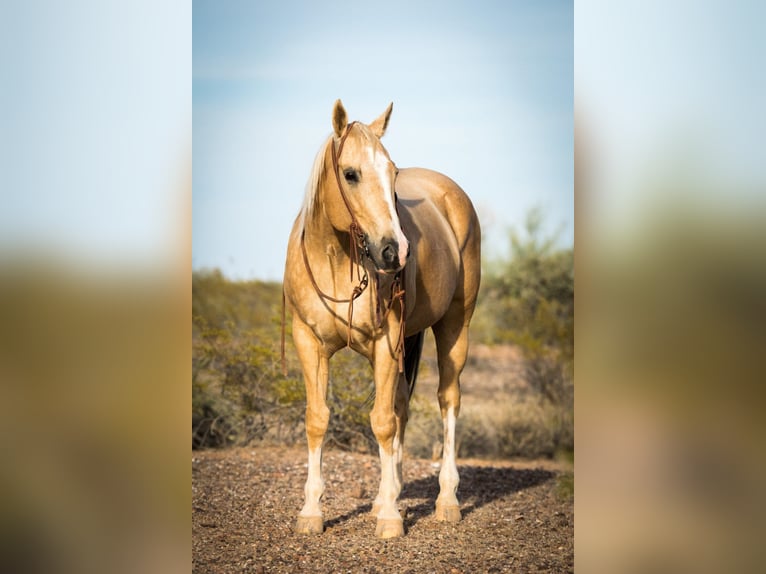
(396, 167, 479, 253)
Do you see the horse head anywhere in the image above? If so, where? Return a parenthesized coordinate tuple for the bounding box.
(322, 99, 409, 274)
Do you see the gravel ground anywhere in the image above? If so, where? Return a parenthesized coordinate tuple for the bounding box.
(192, 447, 573, 573)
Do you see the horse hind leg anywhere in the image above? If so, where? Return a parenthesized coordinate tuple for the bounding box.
(432, 308, 472, 523)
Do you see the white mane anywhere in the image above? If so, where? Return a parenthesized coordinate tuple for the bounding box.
(299, 134, 334, 230)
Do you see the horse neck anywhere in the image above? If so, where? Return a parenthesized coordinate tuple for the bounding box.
(302, 192, 354, 275)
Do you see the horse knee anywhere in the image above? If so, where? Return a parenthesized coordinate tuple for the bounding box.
(370, 410, 396, 450)
(305, 404, 330, 445)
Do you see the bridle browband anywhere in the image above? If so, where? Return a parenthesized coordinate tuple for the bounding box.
(281, 122, 407, 376)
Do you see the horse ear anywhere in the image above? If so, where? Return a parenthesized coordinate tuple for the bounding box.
(369, 102, 393, 138)
(332, 99, 347, 137)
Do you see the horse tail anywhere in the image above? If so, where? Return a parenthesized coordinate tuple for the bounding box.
(403, 331, 425, 398)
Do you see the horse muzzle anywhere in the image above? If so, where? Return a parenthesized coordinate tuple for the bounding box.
(368, 237, 409, 273)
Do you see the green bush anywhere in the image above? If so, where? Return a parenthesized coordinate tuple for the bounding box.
(472, 209, 574, 454)
(192, 269, 380, 452)
(326, 350, 377, 453)
(192, 315, 306, 448)
(192, 271, 305, 448)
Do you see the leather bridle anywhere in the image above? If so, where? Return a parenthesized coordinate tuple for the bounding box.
(281, 122, 407, 375)
(330, 121, 369, 277)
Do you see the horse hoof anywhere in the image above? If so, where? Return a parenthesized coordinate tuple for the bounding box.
(435, 504, 462, 523)
(295, 515, 324, 534)
(375, 518, 404, 539)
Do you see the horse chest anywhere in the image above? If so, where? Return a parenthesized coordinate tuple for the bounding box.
(291, 284, 378, 351)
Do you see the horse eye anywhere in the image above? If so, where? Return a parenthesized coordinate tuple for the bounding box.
(343, 168, 359, 183)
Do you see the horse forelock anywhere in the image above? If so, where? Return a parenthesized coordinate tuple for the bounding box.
(298, 124, 388, 233)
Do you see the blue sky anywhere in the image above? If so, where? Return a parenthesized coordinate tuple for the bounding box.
(194, 0, 573, 280)
(577, 0, 766, 236)
(1, 1, 189, 270)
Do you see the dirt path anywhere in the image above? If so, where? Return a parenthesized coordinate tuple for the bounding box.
(192, 447, 573, 573)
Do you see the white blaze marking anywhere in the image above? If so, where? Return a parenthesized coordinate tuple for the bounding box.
(369, 147, 409, 267)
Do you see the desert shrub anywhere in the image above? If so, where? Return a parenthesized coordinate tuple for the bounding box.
(325, 349, 377, 453)
(192, 314, 306, 448)
(471, 209, 574, 454)
(192, 269, 382, 452)
(404, 396, 445, 460)
(406, 399, 567, 460)
(192, 377, 239, 448)
(192, 271, 307, 448)
(192, 268, 283, 333)
(458, 401, 560, 459)
(476, 209, 573, 351)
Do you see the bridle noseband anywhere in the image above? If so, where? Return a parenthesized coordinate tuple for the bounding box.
(281, 122, 407, 375)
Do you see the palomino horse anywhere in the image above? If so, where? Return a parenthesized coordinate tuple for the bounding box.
(283, 100, 480, 538)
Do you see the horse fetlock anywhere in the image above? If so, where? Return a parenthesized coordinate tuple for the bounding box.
(303, 478, 325, 503)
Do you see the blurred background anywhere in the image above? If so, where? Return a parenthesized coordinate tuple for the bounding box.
(1, 1, 190, 573)
(3, 1, 766, 573)
(192, 0, 574, 462)
(192, 0, 574, 280)
(576, 1, 766, 572)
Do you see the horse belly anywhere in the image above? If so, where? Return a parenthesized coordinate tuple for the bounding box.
(406, 227, 460, 333)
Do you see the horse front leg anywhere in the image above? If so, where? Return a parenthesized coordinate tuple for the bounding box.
(370, 342, 406, 539)
(293, 319, 331, 535)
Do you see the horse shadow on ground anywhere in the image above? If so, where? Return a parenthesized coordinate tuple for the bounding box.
(325, 464, 556, 531)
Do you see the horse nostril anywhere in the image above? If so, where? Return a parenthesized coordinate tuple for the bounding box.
(381, 243, 397, 265)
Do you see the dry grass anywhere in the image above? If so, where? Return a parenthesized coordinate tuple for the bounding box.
(405, 335, 572, 461)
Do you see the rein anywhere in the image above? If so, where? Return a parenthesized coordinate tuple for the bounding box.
(281, 122, 407, 375)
